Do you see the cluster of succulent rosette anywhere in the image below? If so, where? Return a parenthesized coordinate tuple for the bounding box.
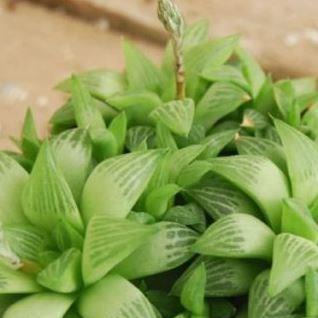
(1, 1, 318, 318)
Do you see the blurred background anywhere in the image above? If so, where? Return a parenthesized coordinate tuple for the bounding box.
(1, 0, 318, 148)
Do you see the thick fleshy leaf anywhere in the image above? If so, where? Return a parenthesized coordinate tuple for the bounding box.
(82, 215, 157, 285)
(126, 126, 155, 152)
(150, 99, 195, 137)
(2, 151, 32, 172)
(235, 136, 287, 174)
(113, 222, 198, 279)
(109, 112, 127, 154)
(185, 35, 240, 99)
(56, 69, 125, 100)
(208, 299, 236, 318)
(275, 119, 318, 205)
(0, 262, 42, 293)
(195, 82, 249, 130)
(199, 130, 237, 160)
(3, 292, 75, 318)
(241, 109, 269, 130)
(81, 150, 164, 222)
(51, 128, 92, 203)
(163, 203, 206, 233)
(155, 123, 178, 150)
(127, 211, 156, 225)
(50, 98, 118, 128)
(124, 40, 162, 94)
(208, 155, 290, 232)
(20, 108, 40, 161)
(236, 47, 266, 98)
(177, 161, 212, 187)
(281, 198, 318, 242)
(183, 20, 209, 49)
(145, 184, 181, 220)
(253, 75, 276, 115)
(249, 270, 304, 318)
(0, 152, 29, 224)
(172, 256, 264, 297)
(52, 219, 83, 252)
(201, 65, 249, 92)
(0, 295, 20, 317)
(193, 213, 275, 260)
(188, 175, 260, 220)
(22, 142, 83, 232)
(180, 263, 206, 315)
(175, 124, 206, 148)
(78, 275, 157, 318)
(37, 248, 81, 293)
(306, 268, 318, 318)
(274, 80, 295, 119)
(71, 75, 117, 160)
(169, 145, 206, 182)
(107, 91, 162, 126)
(269, 233, 318, 296)
(4, 224, 49, 263)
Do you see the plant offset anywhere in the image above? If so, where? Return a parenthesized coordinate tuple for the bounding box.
(1, 1, 318, 318)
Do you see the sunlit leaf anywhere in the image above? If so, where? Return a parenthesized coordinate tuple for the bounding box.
(193, 213, 275, 260)
(22, 142, 84, 232)
(109, 112, 127, 154)
(150, 99, 195, 137)
(183, 20, 209, 49)
(172, 256, 264, 297)
(306, 268, 318, 318)
(269, 233, 318, 296)
(51, 128, 92, 203)
(56, 69, 126, 100)
(249, 270, 304, 318)
(3, 292, 75, 318)
(155, 123, 178, 150)
(0, 152, 29, 225)
(81, 150, 164, 222)
(37, 248, 81, 293)
(78, 275, 157, 318)
(195, 82, 249, 130)
(126, 126, 155, 152)
(113, 222, 198, 279)
(208, 155, 290, 232)
(241, 109, 269, 130)
(82, 215, 157, 285)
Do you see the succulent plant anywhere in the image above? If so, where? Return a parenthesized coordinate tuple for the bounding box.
(1, 0, 318, 317)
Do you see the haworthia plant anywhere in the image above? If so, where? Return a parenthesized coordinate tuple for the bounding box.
(1, 0, 318, 316)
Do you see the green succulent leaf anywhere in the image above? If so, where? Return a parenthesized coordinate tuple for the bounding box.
(193, 213, 275, 260)
(249, 270, 305, 318)
(56, 69, 126, 100)
(180, 263, 207, 315)
(269, 233, 318, 296)
(3, 224, 49, 263)
(127, 211, 156, 225)
(20, 108, 40, 161)
(235, 135, 287, 174)
(281, 198, 318, 243)
(37, 248, 82, 293)
(126, 126, 156, 152)
(156, 123, 178, 150)
(305, 268, 318, 318)
(145, 184, 181, 220)
(0, 261, 42, 293)
(0, 152, 29, 225)
(208, 155, 290, 232)
(81, 150, 164, 222)
(253, 75, 276, 115)
(163, 203, 206, 233)
(236, 47, 266, 98)
(208, 299, 236, 318)
(201, 64, 250, 93)
(107, 91, 162, 126)
(172, 256, 264, 297)
(241, 109, 269, 130)
(188, 175, 260, 220)
(113, 222, 198, 279)
(124, 40, 162, 94)
(150, 99, 195, 137)
(22, 142, 83, 232)
(78, 274, 157, 318)
(0, 295, 20, 317)
(183, 20, 209, 49)
(185, 35, 240, 99)
(82, 215, 157, 285)
(109, 112, 127, 154)
(3, 292, 75, 318)
(195, 82, 249, 130)
(51, 128, 92, 203)
(275, 119, 318, 206)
